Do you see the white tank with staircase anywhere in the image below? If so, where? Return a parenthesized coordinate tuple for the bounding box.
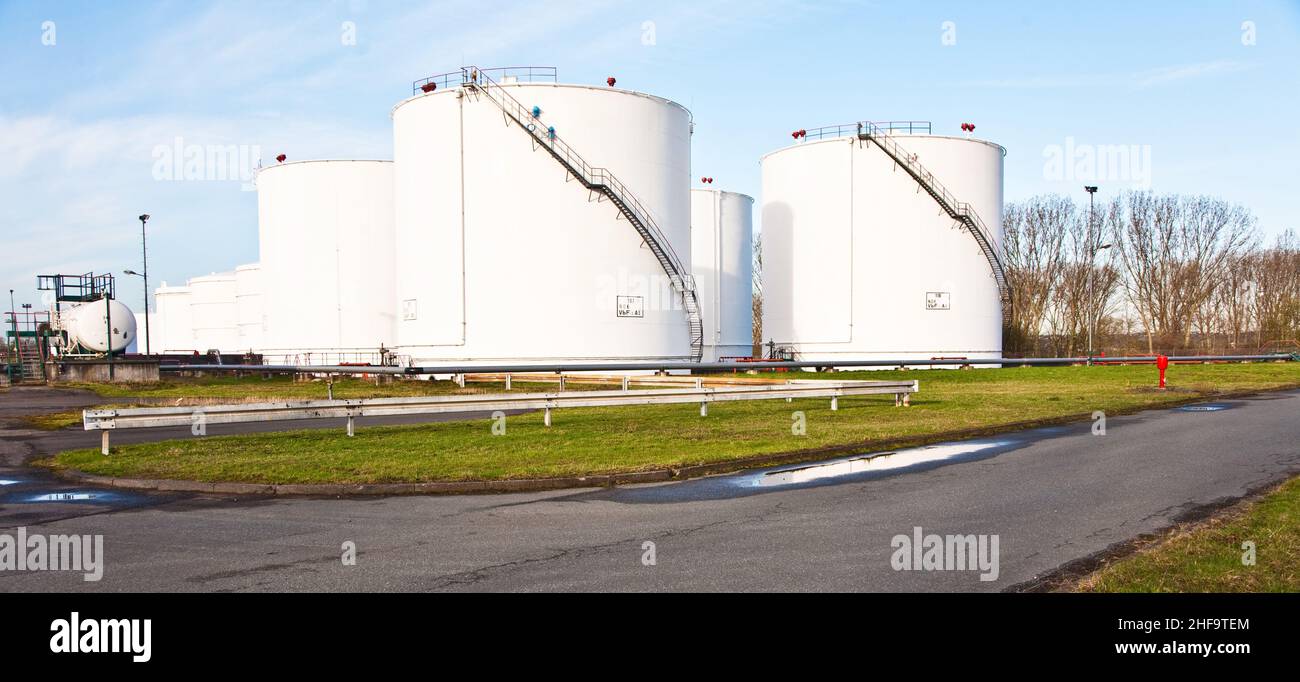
(760, 121, 1006, 365)
(392, 67, 696, 366)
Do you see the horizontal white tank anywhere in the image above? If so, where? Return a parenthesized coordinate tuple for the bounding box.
(691, 188, 754, 361)
(153, 283, 193, 353)
(256, 160, 396, 362)
(188, 272, 240, 352)
(235, 262, 264, 352)
(392, 81, 692, 365)
(64, 299, 137, 353)
(761, 130, 1005, 364)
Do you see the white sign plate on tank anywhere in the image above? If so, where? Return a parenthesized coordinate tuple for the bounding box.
(616, 296, 644, 318)
(926, 292, 951, 310)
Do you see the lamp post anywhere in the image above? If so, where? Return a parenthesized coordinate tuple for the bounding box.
(1083, 186, 1108, 361)
(138, 214, 151, 355)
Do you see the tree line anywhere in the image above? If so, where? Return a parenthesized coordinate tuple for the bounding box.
(1004, 192, 1299, 356)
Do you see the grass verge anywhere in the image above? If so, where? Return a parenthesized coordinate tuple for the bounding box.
(1077, 475, 1300, 592)
(45, 363, 1300, 485)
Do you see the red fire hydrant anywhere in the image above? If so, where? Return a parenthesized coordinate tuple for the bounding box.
(1156, 354, 1169, 389)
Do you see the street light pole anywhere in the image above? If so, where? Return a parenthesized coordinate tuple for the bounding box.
(1084, 187, 1098, 361)
(138, 214, 151, 355)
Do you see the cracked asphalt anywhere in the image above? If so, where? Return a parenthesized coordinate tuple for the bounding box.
(0, 386, 1296, 592)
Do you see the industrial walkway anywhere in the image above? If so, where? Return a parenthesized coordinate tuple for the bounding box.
(0, 386, 1296, 591)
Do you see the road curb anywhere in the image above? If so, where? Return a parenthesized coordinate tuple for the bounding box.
(48, 386, 1298, 497)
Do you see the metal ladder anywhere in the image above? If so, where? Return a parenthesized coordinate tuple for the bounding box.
(16, 338, 44, 382)
(458, 67, 704, 361)
(858, 122, 1012, 317)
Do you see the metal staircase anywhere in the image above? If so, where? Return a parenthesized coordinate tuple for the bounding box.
(452, 66, 704, 361)
(857, 122, 1012, 316)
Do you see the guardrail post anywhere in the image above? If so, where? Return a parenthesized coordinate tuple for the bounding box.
(347, 415, 355, 437)
(505, 374, 512, 391)
(700, 401, 708, 417)
(559, 374, 566, 391)
(622, 376, 629, 391)
(101, 431, 110, 456)
(895, 393, 901, 407)
(455, 373, 465, 388)
(831, 396, 838, 411)
(544, 407, 552, 427)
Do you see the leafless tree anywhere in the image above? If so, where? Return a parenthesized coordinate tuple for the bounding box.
(1109, 192, 1257, 352)
(1002, 196, 1071, 353)
(1251, 229, 1300, 350)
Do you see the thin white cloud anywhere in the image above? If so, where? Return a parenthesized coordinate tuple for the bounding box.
(959, 60, 1254, 90)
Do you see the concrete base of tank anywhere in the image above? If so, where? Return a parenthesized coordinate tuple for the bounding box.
(52, 359, 161, 383)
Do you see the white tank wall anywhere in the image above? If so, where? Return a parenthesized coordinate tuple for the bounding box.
(761, 133, 1004, 363)
(154, 284, 193, 353)
(256, 160, 396, 360)
(189, 272, 240, 352)
(691, 189, 754, 361)
(392, 83, 693, 364)
(235, 263, 264, 352)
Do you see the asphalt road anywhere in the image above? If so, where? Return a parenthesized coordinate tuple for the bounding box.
(0, 386, 1296, 592)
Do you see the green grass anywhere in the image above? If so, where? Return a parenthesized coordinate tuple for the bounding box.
(47, 362, 1300, 484)
(24, 410, 88, 430)
(63, 375, 606, 401)
(1079, 476, 1300, 592)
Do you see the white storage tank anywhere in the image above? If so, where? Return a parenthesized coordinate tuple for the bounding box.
(256, 160, 396, 363)
(189, 272, 240, 352)
(691, 188, 754, 361)
(392, 71, 693, 365)
(153, 282, 194, 353)
(235, 263, 264, 352)
(64, 299, 137, 353)
(761, 122, 1005, 365)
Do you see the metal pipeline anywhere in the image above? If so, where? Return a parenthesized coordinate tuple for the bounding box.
(160, 353, 1295, 376)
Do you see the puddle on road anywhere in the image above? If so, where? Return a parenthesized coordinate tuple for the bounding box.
(758, 440, 1015, 487)
(25, 491, 108, 503)
(1177, 403, 1231, 412)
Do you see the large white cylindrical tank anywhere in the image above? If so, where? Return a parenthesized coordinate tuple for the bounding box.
(188, 272, 240, 352)
(392, 81, 692, 365)
(761, 130, 1005, 364)
(154, 283, 193, 353)
(256, 160, 396, 362)
(235, 263, 264, 351)
(65, 299, 137, 353)
(691, 189, 754, 361)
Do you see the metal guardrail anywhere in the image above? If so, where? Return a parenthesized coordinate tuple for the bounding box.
(160, 353, 1297, 376)
(83, 380, 920, 454)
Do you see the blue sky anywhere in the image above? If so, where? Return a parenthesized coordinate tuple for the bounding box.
(2, 0, 1298, 309)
